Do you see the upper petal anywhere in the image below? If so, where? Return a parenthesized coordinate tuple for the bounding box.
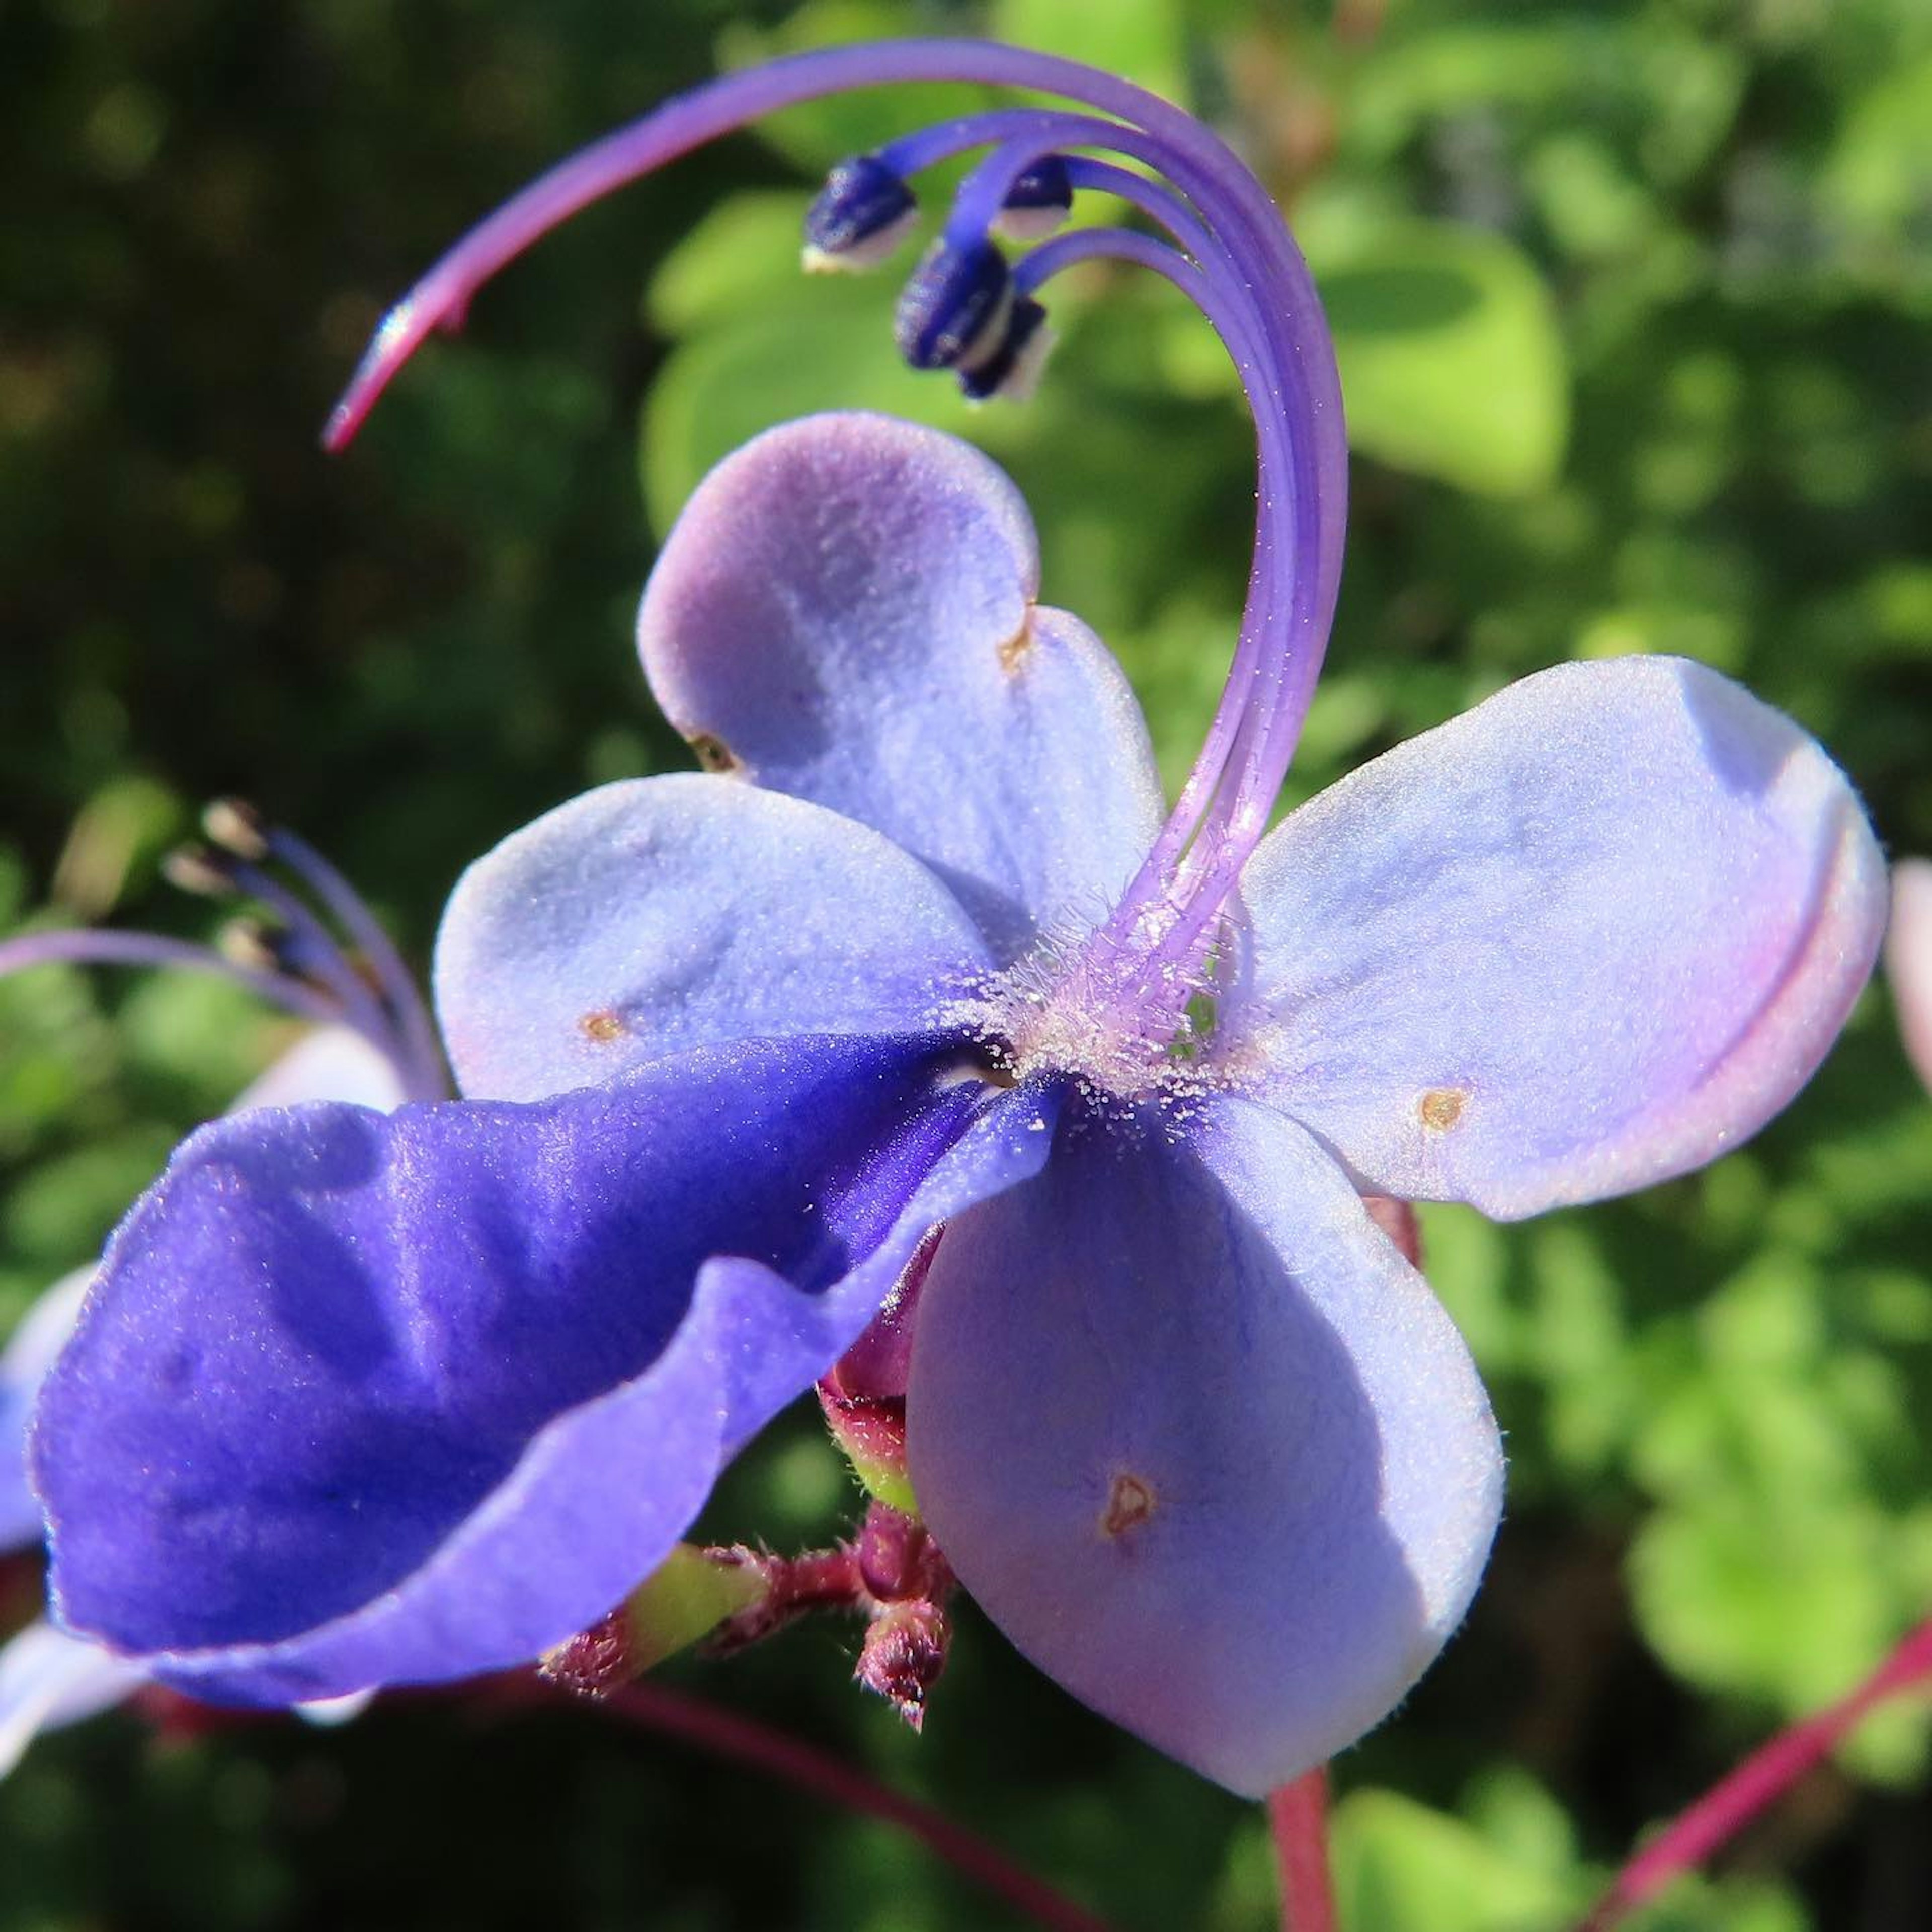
(0, 1620, 146, 1779)
(636, 413, 1163, 960)
(33, 1034, 1056, 1704)
(1230, 656, 1887, 1219)
(1887, 859, 1932, 1096)
(434, 773, 994, 1101)
(907, 1092, 1501, 1798)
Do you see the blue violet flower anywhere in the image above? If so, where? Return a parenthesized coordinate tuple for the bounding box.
(19, 41, 1888, 1797)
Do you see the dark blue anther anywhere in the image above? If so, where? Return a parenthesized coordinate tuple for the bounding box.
(803, 155, 918, 270)
(995, 156, 1074, 240)
(893, 237, 1012, 372)
(959, 296, 1053, 402)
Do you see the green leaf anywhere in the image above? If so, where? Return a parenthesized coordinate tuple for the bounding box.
(1330, 1789, 1581, 1932)
(1315, 221, 1570, 497)
(992, 0, 1185, 101)
(717, 2, 995, 177)
(638, 275, 995, 538)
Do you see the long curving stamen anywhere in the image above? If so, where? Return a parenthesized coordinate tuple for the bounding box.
(0, 814, 449, 1103)
(0, 928, 351, 1034)
(324, 39, 1347, 1033)
(266, 828, 446, 1100)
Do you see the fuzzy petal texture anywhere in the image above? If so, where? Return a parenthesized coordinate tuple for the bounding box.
(1, 1269, 93, 1552)
(907, 1093, 1501, 1798)
(1232, 656, 1887, 1219)
(34, 1035, 1056, 1704)
(1887, 859, 1932, 1097)
(0, 1620, 146, 1778)
(435, 773, 993, 1102)
(3, 1028, 409, 1554)
(637, 412, 1162, 960)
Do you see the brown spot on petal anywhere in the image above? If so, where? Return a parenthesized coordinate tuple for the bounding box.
(579, 1008, 629, 1044)
(1418, 1087, 1467, 1132)
(685, 731, 743, 775)
(1099, 1472, 1157, 1540)
(997, 616, 1037, 675)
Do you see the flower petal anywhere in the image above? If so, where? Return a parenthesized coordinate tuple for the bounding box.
(637, 413, 1163, 960)
(34, 1035, 1056, 1704)
(5, 1027, 409, 1554)
(907, 1093, 1501, 1797)
(1887, 859, 1932, 1097)
(434, 773, 993, 1102)
(1, 1269, 93, 1551)
(231, 1025, 410, 1113)
(1231, 657, 1886, 1219)
(0, 1620, 146, 1779)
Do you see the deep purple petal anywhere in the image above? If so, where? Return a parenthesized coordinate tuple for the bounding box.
(637, 413, 1163, 960)
(434, 773, 993, 1102)
(0, 1620, 146, 1778)
(1, 1268, 92, 1551)
(1230, 657, 1887, 1219)
(4, 1029, 407, 1554)
(33, 1035, 1056, 1704)
(907, 1092, 1501, 1797)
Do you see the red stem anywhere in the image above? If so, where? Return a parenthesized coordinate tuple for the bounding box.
(1576, 1613, 1932, 1930)
(543, 1678, 1120, 1932)
(1268, 1768, 1338, 1932)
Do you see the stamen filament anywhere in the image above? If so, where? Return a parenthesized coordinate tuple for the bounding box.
(324, 38, 1348, 1042)
(267, 829, 447, 1100)
(0, 928, 354, 1035)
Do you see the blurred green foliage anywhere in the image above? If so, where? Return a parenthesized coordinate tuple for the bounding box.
(3, 0, 1931, 1926)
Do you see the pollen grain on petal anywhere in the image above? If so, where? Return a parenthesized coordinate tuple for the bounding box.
(1099, 1471, 1157, 1540)
(578, 1008, 630, 1044)
(1417, 1087, 1468, 1133)
(684, 730, 744, 776)
(997, 614, 1037, 676)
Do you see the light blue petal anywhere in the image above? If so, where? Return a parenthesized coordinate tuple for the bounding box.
(1229, 657, 1886, 1218)
(908, 1093, 1500, 1797)
(435, 774, 995, 1102)
(638, 413, 1163, 961)
(0, 1621, 145, 1778)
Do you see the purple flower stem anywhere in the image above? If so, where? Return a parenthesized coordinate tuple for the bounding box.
(1575, 1613, 1932, 1930)
(500, 1675, 1122, 1932)
(1267, 1770, 1338, 1932)
(0, 926, 349, 1033)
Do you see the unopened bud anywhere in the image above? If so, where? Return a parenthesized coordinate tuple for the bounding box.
(538, 1544, 762, 1694)
(992, 155, 1073, 242)
(855, 1500, 934, 1602)
(818, 1382, 916, 1515)
(894, 237, 1012, 373)
(802, 155, 919, 272)
(857, 1598, 950, 1732)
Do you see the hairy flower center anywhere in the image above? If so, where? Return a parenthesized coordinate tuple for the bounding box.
(942, 927, 1217, 1104)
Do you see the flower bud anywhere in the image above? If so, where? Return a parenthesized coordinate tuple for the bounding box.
(856, 1597, 950, 1732)
(538, 1544, 761, 1694)
(993, 155, 1074, 242)
(893, 237, 1013, 373)
(802, 155, 919, 273)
